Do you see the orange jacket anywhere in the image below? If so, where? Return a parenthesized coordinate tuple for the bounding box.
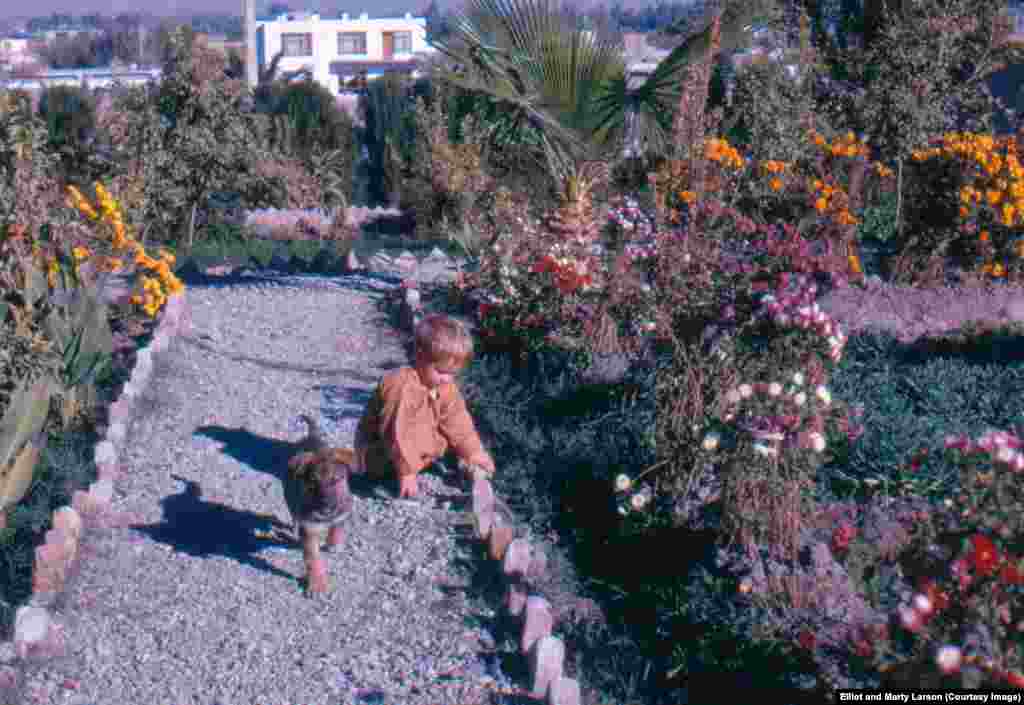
(355, 367, 495, 478)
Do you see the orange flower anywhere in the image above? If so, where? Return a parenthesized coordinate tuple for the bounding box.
(769, 177, 783, 192)
(980, 230, 990, 242)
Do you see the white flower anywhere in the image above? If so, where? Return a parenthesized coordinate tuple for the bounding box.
(738, 384, 753, 399)
(935, 645, 963, 675)
(914, 593, 934, 617)
(793, 391, 807, 407)
(753, 443, 778, 458)
(615, 474, 632, 492)
(792, 372, 805, 386)
(702, 433, 720, 452)
(768, 382, 783, 397)
(808, 432, 826, 452)
(815, 385, 831, 406)
(630, 492, 648, 510)
(726, 388, 743, 405)
(996, 446, 1015, 466)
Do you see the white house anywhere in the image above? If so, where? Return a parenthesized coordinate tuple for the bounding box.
(1, 66, 162, 92)
(255, 11, 435, 94)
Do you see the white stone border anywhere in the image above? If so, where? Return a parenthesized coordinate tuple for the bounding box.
(1, 293, 191, 672)
(395, 282, 583, 705)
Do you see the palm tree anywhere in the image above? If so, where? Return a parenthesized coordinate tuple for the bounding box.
(430, 0, 780, 238)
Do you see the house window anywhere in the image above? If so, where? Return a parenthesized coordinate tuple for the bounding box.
(394, 31, 412, 53)
(282, 33, 312, 57)
(338, 32, 367, 55)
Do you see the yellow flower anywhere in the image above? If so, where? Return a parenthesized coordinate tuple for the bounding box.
(848, 254, 863, 274)
(814, 197, 828, 213)
(72, 246, 90, 261)
(102, 257, 124, 272)
(987, 190, 1003, 206)
(992, 262, 1007, 277)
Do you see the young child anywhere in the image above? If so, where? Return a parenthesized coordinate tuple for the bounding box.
(355, 314, 496, 499)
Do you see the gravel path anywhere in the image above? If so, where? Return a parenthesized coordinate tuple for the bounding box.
(20, 269, 530, 705)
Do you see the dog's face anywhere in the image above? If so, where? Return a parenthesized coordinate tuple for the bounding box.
(289, 448, 356, 487)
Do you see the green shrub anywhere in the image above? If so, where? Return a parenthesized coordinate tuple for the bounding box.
(822, 328, 1024, 501)
(247, 239, 276, 269)
(286, 239, 320, 266)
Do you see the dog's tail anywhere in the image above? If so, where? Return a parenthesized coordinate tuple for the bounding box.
(299, 414, 324, 446)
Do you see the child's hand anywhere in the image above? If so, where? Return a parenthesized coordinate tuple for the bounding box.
(398, 473, 419, 498)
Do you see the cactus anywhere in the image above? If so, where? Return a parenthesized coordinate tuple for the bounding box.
(0, 377, 53, 496)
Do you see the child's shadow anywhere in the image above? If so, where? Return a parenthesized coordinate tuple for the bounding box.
(193, 423, 380, 499)
(130, 475, 298, 583)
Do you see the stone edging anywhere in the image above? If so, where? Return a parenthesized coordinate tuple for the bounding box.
(1, 293, 191, 674)
(394, 282, 583, 705)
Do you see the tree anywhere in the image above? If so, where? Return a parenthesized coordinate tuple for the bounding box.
(431, 0, 775, 220)
(38, 85, 102, 186)
(109, 28, 282, 246)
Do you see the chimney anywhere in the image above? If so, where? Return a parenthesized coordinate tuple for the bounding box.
(244, 0, 257, 88)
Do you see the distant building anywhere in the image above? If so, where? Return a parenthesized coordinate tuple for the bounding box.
(0, 33, 40, 71)
(1, 66, 162, 92)
(36, 26, 101, 43)
(255, 11, 435, 94)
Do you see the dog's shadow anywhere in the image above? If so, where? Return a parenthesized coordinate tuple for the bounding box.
(130, 475, 299, 583)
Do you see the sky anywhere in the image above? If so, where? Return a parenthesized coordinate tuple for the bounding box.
(0, 0, 665, 24)
(0, 2, 414, 19)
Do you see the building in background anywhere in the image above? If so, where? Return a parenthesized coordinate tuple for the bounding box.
(0, 32, 40, 72)
(255, 11, 435, 94)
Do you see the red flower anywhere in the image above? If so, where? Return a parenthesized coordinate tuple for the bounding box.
(1006, 670, 1024, 688)
(477, 302, 494, 319)
(919, 580, 950, 613)
(969, 534, 1001, 577)
(797, 630, 816, 651)
(999, 556, 1024, 586)
(831, 523, 857, 553)
(852, 638, 873, 659)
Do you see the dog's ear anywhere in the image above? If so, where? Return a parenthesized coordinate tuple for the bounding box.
(288, 451, 315, 473)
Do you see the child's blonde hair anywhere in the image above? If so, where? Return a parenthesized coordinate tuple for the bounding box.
(414, 314, 474, 367)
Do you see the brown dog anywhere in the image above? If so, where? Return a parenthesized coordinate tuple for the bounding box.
(284, 414, 355, 596)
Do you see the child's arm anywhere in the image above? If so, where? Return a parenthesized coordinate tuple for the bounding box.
(438, 386, 495, 475)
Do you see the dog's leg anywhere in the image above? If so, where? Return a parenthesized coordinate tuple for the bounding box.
(302, 526, 329, 596)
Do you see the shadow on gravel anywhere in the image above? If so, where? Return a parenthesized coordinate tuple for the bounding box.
(192, 424, 381, 504)
(129, 475, 297, 583)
